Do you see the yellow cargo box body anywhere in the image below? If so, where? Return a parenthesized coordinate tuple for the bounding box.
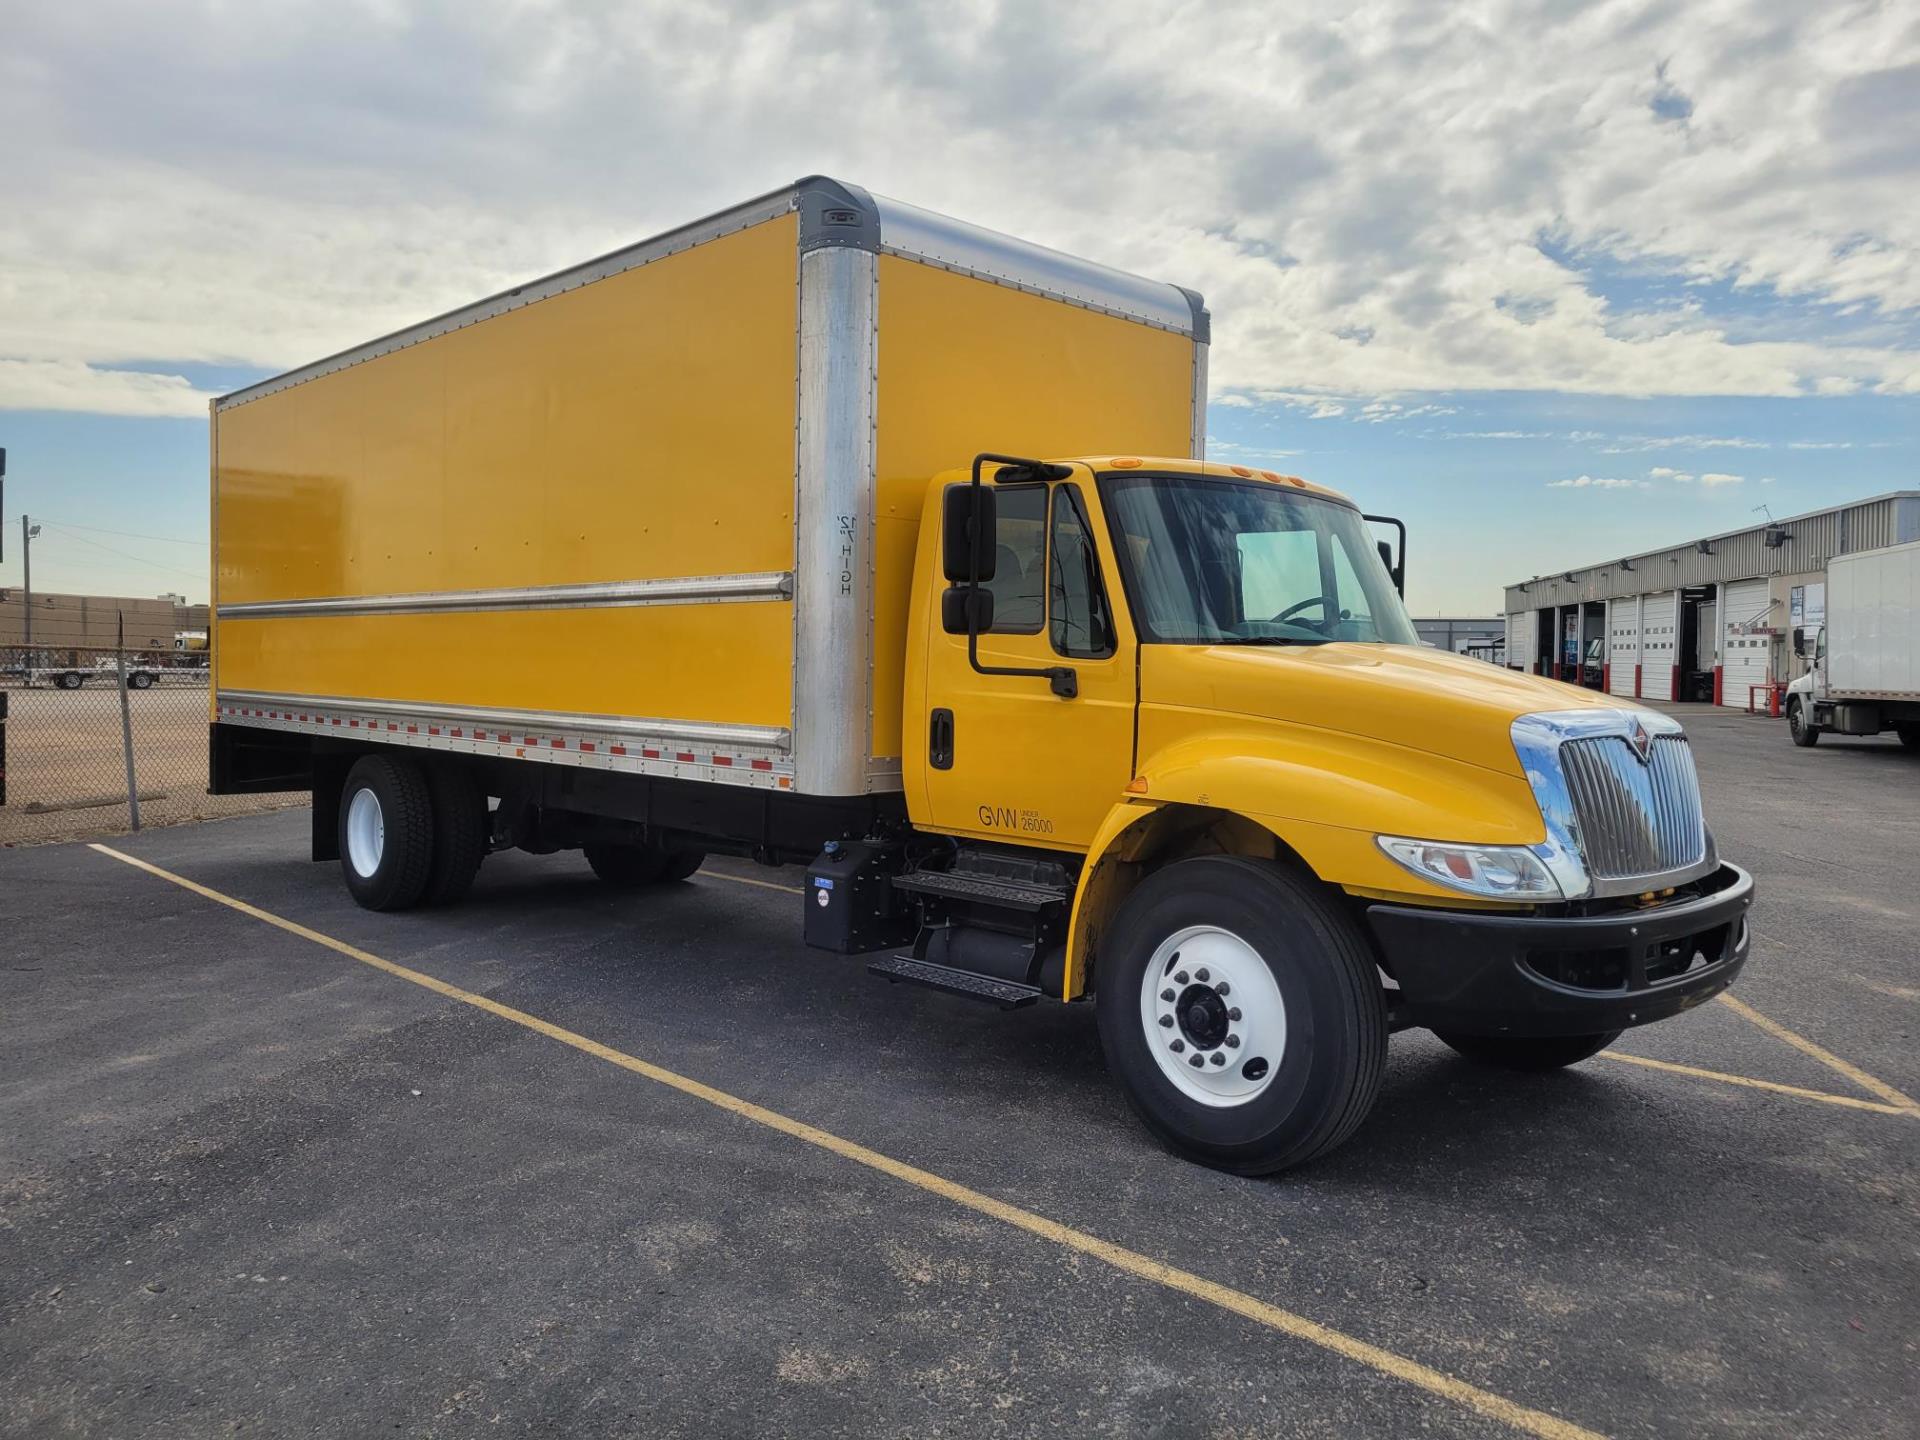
(212, 179, 1204, 797)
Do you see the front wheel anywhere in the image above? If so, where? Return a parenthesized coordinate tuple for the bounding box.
(1788, 698, 1820, 747)
(129, 671, 154, 690)
(56, 672, 84, 689)
(1435, 1030, 1621, 1071)
(1094, 855, 1387, 1175)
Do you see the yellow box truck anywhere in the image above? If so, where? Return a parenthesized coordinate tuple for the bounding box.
(210, 178, 1754, 1172)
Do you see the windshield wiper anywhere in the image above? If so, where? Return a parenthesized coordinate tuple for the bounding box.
(1217, 636, 1327, 647)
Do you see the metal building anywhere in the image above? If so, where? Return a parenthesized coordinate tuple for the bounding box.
(1413, 616, 1507, 665)
(1502, 491, 1920, 709)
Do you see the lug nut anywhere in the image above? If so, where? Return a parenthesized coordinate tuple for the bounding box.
(1195, 968, 1209, 982)
(1215, 982, 1230, 997)
(1228, 1007, 1242, 1022)
(1174, 971, 1189, 985)
(1170, 1039, 1185, 1053)
(1158, 1015, 1173, 1028)
(1225, 1034, 1240, 1048)
(1160, 988, 1175, 1002)
(1189, 1055, 1205, 1069)
(1210, 1053, 1226, 1066)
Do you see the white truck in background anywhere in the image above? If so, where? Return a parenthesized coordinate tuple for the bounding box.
(1787, 539, 1920, 749)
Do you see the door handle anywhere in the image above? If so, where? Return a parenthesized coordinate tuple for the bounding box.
(929, 708, 954, 770)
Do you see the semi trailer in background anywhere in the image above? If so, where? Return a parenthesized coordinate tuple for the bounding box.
(1787, 539, 1920, 748)
(208, 178, 1754, 1173)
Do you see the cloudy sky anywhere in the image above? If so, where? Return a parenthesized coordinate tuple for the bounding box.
(2, 0, 1915, 613)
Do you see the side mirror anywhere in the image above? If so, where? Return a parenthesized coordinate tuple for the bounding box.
(942, 483, 998, 584)
(941, 585, 995, 635)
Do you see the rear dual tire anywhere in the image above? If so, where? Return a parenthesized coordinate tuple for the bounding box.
(1094, 856, 1387, 1176)
(339, 755, 489, 911)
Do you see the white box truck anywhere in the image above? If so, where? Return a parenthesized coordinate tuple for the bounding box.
(1786, 539, 1920, 747)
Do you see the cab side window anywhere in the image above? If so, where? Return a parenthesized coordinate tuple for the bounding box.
(1049, 485, 1115, 658)
(987, 484, 1046, 634)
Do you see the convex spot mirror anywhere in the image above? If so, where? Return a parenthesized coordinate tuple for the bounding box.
(941, 585, 995, 635)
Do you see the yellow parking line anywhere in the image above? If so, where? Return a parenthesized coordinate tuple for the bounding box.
(698, 868, 805, 896)
(90, 842, 1602, 1440)
(1715, 993, 1919, 1112)
(1597, 1050, 1913, 1116)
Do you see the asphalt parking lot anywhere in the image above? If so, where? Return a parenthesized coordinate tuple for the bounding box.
(2, 703, 1915, 1438)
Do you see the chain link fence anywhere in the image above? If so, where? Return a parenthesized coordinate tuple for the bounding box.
(1, 645, 306, 846)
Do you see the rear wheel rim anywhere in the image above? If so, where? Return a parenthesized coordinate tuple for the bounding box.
(345, 787, 385, 878)
(1139, 925, 1286, 1107)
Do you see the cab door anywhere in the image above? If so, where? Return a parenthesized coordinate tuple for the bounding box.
(919, 477, 1136, 851)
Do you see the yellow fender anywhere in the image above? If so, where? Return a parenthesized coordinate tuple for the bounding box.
(1060, 732, 1543, 999)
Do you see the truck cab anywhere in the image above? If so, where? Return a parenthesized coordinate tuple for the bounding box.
(878, 453, 1753, 1171)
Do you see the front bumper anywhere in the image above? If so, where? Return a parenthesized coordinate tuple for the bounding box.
(1366, 862, 1754, 1038)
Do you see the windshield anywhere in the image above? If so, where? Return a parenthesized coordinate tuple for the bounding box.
(1101, 474, 1417, 646)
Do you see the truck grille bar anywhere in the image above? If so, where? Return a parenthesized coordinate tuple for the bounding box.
(1559, 734, 1706, 881)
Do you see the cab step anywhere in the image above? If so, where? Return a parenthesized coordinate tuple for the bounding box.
(867, 954, 1041, 1009)
(889, 869, 1068, 912)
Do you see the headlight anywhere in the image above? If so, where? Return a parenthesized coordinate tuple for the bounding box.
(1376, 835, 1563, 901)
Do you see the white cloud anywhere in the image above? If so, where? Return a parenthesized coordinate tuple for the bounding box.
(1699, 472, 1745, 486)
(3, 2, 1919, 414)
(0, 359, 215, 417)
(1650, 466, 1695, 482)
(1548, 475, 1647, 490)
(1597, 434, 1771, 453)
(1445, 430, 1552, 440)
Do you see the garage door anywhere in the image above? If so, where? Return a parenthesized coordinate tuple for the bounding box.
(1607, 597, 1640, 696)
(1640, 591, 1678, 700)
(1720, 578, 1773, 708)
(1505, 612, 1529, 671)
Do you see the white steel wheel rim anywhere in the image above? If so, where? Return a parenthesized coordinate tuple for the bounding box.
(345, 787, 385, 879)
(1139, 924, 1286, 1107)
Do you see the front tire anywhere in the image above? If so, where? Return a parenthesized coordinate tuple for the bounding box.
(129, 671, 154, 690)
(57, 671, 83, 689)
(339, 755, 434, 911)
(1094, 855, 1387, 1175)
(1435, 1030, 1621, 1070)
(1788, 698, 1820, 746)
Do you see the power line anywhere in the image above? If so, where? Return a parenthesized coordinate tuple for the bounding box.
(33, 521, 208, 582)
(3, 514, 203, 546)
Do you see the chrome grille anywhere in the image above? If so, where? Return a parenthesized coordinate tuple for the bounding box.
(1559, 734, 1706, 881)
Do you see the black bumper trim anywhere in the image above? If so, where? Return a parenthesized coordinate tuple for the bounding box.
(1367, 863, 1755, 1038)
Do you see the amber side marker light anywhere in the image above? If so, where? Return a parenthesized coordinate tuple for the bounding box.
(1110, 456, 1143, 468)
(1125, 776, 1150, 794)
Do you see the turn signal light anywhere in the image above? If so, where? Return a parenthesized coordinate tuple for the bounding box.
(1125, 776, 1149, 794)
(1110, 456, 1143, 468)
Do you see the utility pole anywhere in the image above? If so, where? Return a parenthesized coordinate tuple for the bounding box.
(22, 514, 37, 659)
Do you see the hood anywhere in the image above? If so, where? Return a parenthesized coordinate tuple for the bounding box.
(1140, 642, 1639, 777)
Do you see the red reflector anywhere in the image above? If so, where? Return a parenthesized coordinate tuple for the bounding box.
(642, 747, 660, 759)
(579, 742, 595, 753)
(610, 744, 627, 756)
(751, 759, 773, 771)
(406, 725, 418, 734)
(551, 739, 565, 748)
(676, 752, 695, 763)
(349, 719, 359, 727)
(451, 728, 463, 738)
(428, 726, 440, 736)
(713, 755, 732, 766)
